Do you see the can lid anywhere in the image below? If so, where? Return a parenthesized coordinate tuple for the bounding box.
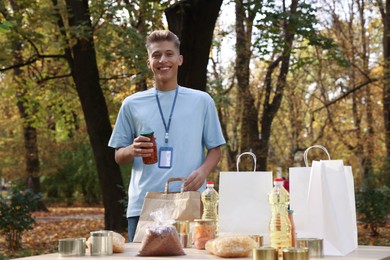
(140, 130, 154, 136)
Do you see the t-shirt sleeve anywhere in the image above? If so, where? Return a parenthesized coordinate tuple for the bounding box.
(203, 97, 226, 149)
(108, 100, 135, 148)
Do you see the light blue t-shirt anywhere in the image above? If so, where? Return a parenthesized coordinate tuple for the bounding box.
(108, 86, 226, 217)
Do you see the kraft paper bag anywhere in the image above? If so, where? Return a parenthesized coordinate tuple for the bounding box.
(218, 152, 273, 241)
(133, 177, 201, 243)
(289, 146, 358, 256)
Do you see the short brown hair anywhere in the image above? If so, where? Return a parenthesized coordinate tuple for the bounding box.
(146, 30, 181, 52)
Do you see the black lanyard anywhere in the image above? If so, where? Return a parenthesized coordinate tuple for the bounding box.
(155, 86, 179, 143)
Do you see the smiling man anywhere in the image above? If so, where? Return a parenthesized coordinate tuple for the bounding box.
(108, 30, 226, 242)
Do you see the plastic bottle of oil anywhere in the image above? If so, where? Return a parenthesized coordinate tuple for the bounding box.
(269, 177, 292, 259)
(201, 181, 219, 231)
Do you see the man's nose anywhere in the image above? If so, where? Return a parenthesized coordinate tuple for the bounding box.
(159, 54, 167, 63)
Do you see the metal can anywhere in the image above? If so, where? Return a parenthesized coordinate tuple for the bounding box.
(89, 230, 113, 256)
(296, 238, 323, 258)
(253, 247, 278, 260)
(193, 219, 216, 250)
(58, 238, 86, 256)
(140, 131, 158, 164)
(282, 247, 309, 260)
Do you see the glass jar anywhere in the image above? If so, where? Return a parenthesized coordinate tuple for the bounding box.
(193, 219, 216, 250)
(140, 131, 158, 164)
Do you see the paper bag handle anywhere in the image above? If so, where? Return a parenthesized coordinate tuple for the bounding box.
(236, 152, 257, 172)
(164, 177, 186, 193)
(304, 145, 331, 167)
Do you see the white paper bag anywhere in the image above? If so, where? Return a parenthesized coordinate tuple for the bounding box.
(218, 152, 273, 241)
(289, 145, 330, 235)
(289, 146, 358, 256)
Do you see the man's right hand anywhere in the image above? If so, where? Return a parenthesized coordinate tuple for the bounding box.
(114, 136, 154, 164)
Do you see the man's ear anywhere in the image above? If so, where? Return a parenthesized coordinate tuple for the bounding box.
(178, 55, 183, 66)
(146, 58, 151, 69)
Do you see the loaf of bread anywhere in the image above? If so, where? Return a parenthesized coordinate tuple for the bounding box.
(205, 235, 256, 258)
(112, 231, 125, 253)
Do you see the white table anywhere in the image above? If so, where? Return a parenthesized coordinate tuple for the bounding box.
(13, 243, 390, 260)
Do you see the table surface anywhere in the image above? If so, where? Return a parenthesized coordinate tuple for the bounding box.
(13, 243, 390, 260)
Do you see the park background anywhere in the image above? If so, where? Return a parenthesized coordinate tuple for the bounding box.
(0, 0, 389, 258)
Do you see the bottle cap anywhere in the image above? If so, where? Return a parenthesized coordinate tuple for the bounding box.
(206, 181, 214, 185)
(288, 209, 294, 214)
(274, 177, 284, 182)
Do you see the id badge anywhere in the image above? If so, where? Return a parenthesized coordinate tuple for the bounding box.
(158, 147, 173, 168)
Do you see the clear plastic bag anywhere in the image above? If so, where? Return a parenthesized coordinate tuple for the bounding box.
(205, 235, 256, 258)
(138, 207, 185, 256)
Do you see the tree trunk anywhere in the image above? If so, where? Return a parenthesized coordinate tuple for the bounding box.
(358, 0, 375, 190)
(234, 0, 262, 170)
(165, 0, 223, 92)
(64, 0, 126, 231)
(382, 0, 390, 165)
(258, 0, 298, 170)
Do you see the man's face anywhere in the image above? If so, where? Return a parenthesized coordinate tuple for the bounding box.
(147, 40, 183, 85)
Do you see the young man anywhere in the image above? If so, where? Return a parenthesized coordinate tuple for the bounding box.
(108, 30, 226, 242)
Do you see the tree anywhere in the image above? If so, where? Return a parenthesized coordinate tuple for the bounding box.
(0, 0, 47, 211)
(378, 0, 390, 182)
(165, 0, 224, 92)
(55, 0, 126, 231)
(234, 0, 262, 170)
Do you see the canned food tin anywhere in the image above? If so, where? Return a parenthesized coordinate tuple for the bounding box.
(282, 247, 309, 260)
(253, 247, 278, 260)
(58, 238, 86, 256)
(296, 238, 323, 257)
(249, 235, 264, 247)
(174, 220, 192, 248)
(89, 230, 113, 256)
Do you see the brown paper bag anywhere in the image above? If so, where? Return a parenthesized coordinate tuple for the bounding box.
(133, 177, 201, 243)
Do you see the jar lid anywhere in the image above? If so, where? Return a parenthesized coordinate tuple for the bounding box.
(140, 130, 154, 136)
(194, 219, 215, 224)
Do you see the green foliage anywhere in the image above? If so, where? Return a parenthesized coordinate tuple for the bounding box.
(356, 187, 390, 237)
(0, 186, 40, 251)
(0, 20, 12, 33)
(254, 1, 348, 68)
(41, 142, 101, 205)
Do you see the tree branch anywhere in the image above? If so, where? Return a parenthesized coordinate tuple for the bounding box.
(37, 73, 72, 84)
(0, 54, 67, 72)
(99, 73, 136, 81)
(312, 76, 384, 113)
